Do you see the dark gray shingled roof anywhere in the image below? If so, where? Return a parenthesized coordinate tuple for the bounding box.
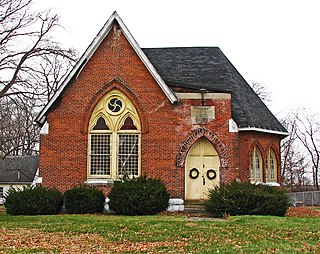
(0, 155, 39, 183)
(142, 47, 287, 133)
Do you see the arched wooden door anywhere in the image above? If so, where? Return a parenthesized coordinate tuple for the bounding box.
(185, 138, 220, 200)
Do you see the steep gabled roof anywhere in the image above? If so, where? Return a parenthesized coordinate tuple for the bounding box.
(35, 12, 286, 136)
(0, 156, 39, 184)
(143, 47, 287, 135)
(35, 11, 177, 125)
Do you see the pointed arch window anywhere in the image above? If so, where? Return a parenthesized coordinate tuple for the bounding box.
(266, 149, 277, 182)
(88, 89, 141, 180)
(250, 146, 263, 182)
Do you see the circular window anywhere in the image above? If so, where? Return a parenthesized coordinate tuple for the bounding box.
(107, 98, 123, 113)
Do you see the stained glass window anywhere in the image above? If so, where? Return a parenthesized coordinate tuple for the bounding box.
(250, 147, 262, 182)
(90, 134, 111, 175)
(266, 149, 277, 182)
(88, 89, 140, 179)
(92, 117, 109, 130)
(120, 117, 137, 130)
(118, 134, 139, 176)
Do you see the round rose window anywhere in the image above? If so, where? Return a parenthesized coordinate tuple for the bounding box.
(108, 98, 122, 113)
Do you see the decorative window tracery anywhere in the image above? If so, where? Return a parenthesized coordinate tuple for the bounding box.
(92, 117, 109, 130)
(88, 89, 140, 179)
(120, 117, 137, 130)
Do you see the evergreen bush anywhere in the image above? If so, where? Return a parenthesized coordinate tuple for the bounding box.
(4, 186, 63, 215)
(64, 185, 105, 214)
(108, 176, 170, 215)
(205, 181, 291, 217)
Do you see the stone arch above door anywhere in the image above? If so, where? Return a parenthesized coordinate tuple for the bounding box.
(177, 127, 230, 168)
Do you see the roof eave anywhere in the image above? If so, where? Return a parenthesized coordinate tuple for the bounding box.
(238, 127, 289, 137)
(35, 11, 177, 125)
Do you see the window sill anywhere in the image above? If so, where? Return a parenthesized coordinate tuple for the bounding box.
(251, 181, 280, 187)
(264, 182, 280, 187)
(85, 179, 115, 185)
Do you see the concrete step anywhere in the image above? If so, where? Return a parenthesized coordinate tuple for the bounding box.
(184, 200, 209, 215)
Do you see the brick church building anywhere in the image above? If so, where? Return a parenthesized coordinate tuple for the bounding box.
(36, 12, 287, 201)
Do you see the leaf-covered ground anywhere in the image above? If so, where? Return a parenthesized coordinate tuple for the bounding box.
(0, 227, 189, 253)
(0, 206, 319, 253)
(286, 206, 320, 218)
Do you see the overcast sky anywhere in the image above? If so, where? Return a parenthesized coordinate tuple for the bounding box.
(33, 0, 320, 118)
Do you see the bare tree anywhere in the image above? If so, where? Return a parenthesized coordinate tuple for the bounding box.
(281, 146, 310, 191)
(0, 96, 39, 158)
(0, 0, 76, 102)
(281, 115, 298, 179)
(0, 0, 77, 158)
(251, 81, 272, 105)
(22, 49, 76, 105)
(295, 109, 320, 190)
(281, 114, 310, 191)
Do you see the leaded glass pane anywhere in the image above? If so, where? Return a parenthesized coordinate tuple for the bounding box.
(120, 117, 137, 130)
(270, 154, 275, 180)
(250, 153, 254, 179)
(92, 117, 109, 130)
(255, 149, 261, 179)
(266, 157, 269, 181)
(90, 134, 111, 175)
(118, 134, 139, 176)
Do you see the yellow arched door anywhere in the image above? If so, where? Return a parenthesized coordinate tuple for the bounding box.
(185, 138, 220, 200)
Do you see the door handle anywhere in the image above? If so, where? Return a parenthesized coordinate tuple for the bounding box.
(202, 175, 206, 185)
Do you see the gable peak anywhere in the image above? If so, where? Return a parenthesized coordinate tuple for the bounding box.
(35, 10, 177, 125)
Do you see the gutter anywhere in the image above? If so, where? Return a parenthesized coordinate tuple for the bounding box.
(238, 127, 289, 136)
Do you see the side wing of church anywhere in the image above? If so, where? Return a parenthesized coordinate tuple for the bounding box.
(36, 12, 287, 201)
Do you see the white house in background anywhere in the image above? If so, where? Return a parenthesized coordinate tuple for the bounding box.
(0, 155, 40, 204)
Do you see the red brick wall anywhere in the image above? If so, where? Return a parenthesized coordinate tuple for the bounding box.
(39, 24, 282, 198)
(238, 131, 282, 183)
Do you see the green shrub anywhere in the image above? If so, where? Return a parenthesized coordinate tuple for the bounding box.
(4, 186, 63, 215)
(108, 176, 170, 215)
(64, 185, 105, 214)
(205, 181, 291, 217)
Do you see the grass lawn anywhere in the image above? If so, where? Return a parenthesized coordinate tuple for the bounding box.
(0, 207, 319, 253)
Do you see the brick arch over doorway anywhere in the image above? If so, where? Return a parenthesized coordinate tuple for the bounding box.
(176, 127, 230, 168)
